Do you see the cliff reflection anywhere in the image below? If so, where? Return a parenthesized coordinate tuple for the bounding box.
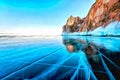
(62, 36, 120, 80)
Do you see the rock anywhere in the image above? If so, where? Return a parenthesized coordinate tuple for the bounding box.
(63, 16, 84, 32)
(80, 0, 120, 32)
(63, 0, 120, 33)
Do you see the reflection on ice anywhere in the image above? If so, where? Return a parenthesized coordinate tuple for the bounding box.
(63, 36, 120, 80)
(0, 36, 119, 80)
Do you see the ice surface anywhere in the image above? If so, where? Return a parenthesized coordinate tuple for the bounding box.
(0, 36, 120, 80)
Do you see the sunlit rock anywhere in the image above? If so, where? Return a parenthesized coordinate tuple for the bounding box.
(63, 16, 84, 32)
(62, 0, 120, 35)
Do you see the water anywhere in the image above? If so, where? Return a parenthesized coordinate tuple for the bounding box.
(0, 36, 120, 80)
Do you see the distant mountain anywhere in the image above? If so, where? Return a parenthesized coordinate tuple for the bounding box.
(63, 0, 120, 36)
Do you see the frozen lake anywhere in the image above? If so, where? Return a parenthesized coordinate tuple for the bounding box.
(0, 36, 120, 80)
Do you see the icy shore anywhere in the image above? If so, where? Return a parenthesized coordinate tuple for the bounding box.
(62, 22, 120, 36)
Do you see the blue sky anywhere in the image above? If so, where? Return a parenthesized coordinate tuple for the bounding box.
(0, 0, 95, 35)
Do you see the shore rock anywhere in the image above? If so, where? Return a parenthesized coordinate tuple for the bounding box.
(63, 0, 120, 33)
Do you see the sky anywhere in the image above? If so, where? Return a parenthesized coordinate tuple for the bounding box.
(0, 0, 95, 35)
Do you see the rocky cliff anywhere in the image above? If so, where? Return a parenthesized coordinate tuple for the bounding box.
(63, 0, 120, 34)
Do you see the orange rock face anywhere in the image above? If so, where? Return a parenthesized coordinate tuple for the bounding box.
(63, 16, 84, 32)
(63, 0, 120, 33)
(66, 16, 81, 27)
